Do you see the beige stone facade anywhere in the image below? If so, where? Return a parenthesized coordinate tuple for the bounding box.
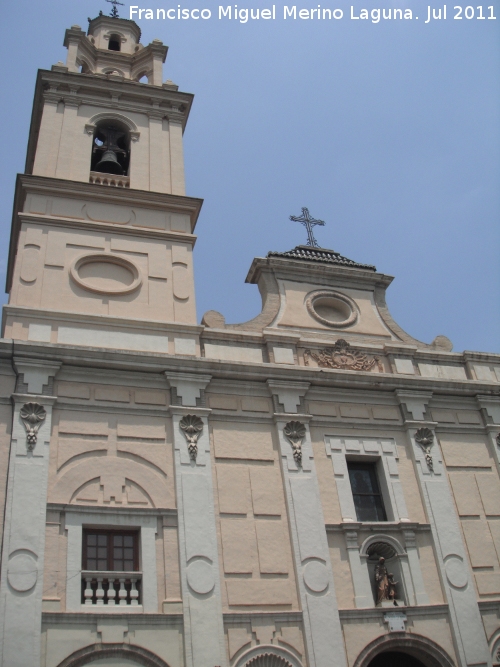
(0, 12, 499, 667)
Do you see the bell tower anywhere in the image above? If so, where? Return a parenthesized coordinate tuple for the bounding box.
(4, 12, 203, 356)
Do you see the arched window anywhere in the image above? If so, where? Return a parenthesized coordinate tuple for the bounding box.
(245, 655, 294, 667)
(108, 33, 121, 51)
(234, 646, 303, 667)
(91, 121, 130, 176)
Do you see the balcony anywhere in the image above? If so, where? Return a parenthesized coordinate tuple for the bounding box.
(89, 171, 130, 188)
(82, 571, 141, 606)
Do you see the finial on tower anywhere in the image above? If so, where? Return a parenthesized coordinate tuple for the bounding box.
(106, 0, 124, 18)
(289, 208, 325, 247)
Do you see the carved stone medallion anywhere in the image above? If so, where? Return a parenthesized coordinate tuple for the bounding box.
(304, 339, 381, 372)
(19, 402, 46, 451)
(179, 414, 204, 461)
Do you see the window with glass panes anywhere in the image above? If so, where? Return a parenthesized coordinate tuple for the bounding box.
(83, 530, 139, 571)
(347, 462, 387, 522)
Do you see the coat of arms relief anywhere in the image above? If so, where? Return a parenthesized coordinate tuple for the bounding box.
(304, 338, 383, 372)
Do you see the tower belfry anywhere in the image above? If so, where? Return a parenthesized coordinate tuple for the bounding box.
(5, 12, 203, 353)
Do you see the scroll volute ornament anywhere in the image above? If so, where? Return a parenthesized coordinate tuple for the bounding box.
(284, 420, 306, 467)
(19, 402, 46, 451)
(179, 414, 204, 461)
(415, 427, 434, 472)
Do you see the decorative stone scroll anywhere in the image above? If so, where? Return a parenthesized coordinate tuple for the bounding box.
(304, 339, 381, 372)
(415, 427, 434, 472)
(283, 421, 306, 467)
(179, 414, 204, 460)
(19, 402, 46, 451)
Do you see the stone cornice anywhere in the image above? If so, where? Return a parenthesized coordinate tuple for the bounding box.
(326, 521, 432, 532)
(47, 502, 177, 517)
(223, 611, 303, 623)
(246, 255, 394, 291)
(338, 603, 449, 621)
(6, 174, 203, 292)
(2, 338, 499, 399)
(42, 612, 183, 625)
(15, 174, 202, 219)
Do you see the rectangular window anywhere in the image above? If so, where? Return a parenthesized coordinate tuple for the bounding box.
(82, 530, 141, 606)
(347, 462, 387, 522)
(83, 530, 139, 572)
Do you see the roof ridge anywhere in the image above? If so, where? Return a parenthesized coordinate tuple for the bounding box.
(266, 245, 376, 271)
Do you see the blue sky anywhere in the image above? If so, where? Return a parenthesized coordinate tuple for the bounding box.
(0, 1, 498, 352)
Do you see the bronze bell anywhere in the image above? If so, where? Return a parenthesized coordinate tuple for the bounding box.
(94, 149, 124, 175)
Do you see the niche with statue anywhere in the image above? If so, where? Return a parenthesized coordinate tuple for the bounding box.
(365, 541, 406, 607)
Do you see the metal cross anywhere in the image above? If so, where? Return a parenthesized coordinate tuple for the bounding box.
(289, 208, 325, 247)
(106, 0, 124, 18)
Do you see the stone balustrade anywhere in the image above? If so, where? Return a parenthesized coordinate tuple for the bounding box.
(89, 172, 130, 188)
(82, 571, 141, 606)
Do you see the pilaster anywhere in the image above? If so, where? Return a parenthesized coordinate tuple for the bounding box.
(395, 390, 491, 667)
(268, 382, 347, 667)
(345, 530, 373, 608)
(0, 362, 59, 667)
(165, 373, 227, 667)
(476, 395, 500, 472)
(168, 115, 186, 196)
(55, 93, 82, 180)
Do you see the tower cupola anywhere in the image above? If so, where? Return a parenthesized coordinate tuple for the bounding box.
(64, 13, 167, 84)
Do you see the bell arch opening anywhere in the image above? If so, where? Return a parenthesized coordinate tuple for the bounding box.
(108, 34, 121, 51)
(91, 120, 130, 176)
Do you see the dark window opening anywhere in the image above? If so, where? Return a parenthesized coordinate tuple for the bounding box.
(368, 651, 428, 667)
(91, 123, 130, 175)
(348, 462, 387, 522)
(83, 529, 139, 572)
(108, 35, 121, 51)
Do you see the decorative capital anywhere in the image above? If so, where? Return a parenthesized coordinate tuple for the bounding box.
(179, 414, 204, 461)
(415, 427, 434, 472)
(19, 402, 46, 451)
(283, 420, 306, 467)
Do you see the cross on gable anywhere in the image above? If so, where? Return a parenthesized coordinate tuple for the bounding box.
(289, 207, 325, 247)
(106, 0, 124, 18)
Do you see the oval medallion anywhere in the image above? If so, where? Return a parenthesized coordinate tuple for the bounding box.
(70, 253, 142, 296)
(187, 559, 215, 595)
(7, 553, 38, 592)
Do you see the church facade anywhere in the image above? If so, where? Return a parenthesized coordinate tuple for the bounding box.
(0, 12, 499, 667)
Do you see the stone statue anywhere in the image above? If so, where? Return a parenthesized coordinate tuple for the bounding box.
(375, 557, 390, 604)
(374, 557, 399, 605)
(387, 573, 399, 601)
